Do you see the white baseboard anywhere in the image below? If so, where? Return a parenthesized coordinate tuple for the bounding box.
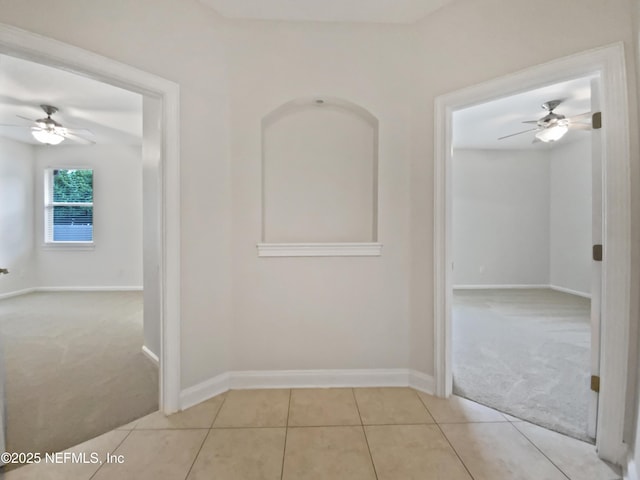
(625, 458, 638, 480)
(37, 286, 144, 292)
(180, 372, 230, 410)
(141, 345, 159, 367)
(409, 369, 436, 394)
(179, 368, 436, 411)
(0, 287, 36, 300)
(453, 284, 548, 290)
(453, 284, 591, 299)
(0, 286, 143, 299)
(230, 368, 412, 390)
(549, 284, 591, 299)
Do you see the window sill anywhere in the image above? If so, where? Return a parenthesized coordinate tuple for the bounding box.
(257, 242, 383, 257)
(42, 242, 95, 251)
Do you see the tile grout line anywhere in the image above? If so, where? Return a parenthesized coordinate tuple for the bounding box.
(414, 391, 477, 480)
(211, 425, 303, 430)
(410, 389, 438, 424)
(281, 389, 292, 480)
(209, 393, 229, 429)
(133, 427, 212, 431)
(207, 421, 513, 429)
(123, 421, 498, 430)
(453, 391, 517, 423)
(182, 428, 212, 480)
(510, 422, 573, 480)
(436, 420, 516, 425)
(187, 391, 230, 480)
(88, 428, 134, 480)
(351, 388, 379, 480)
(433, 422, 477, 480)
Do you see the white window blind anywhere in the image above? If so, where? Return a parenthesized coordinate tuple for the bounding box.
(44, 168, 94, 243)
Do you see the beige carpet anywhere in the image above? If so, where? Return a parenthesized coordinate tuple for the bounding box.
(0, 291, 158, 457)
(452, 288, 591, 442)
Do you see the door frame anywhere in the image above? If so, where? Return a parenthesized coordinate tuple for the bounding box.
(0, 23, 182, 413)
(434, 43, 631, 464)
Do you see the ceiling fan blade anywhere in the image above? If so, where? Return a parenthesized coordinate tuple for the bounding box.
(63, 132, 96, 145)
(66, 127, 95, 136)
(567, 111, 592, 122)
(569, 123, 592, 131)
(522, 120, 539, 124)
(498, 128, 538, 140)
(16, 115, 37, 123)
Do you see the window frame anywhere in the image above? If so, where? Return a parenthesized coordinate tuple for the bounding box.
(43, 167, 95, 248)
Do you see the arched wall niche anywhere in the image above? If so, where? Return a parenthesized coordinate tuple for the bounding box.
(259, 96, 382, 257)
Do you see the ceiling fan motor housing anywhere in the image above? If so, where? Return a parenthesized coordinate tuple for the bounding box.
(36, 117, 63, 130)
(538, 111, 566, 128)
(36, 105, 63, 131)
(41, 104, 58, 116)
(542, 99, 562, 112)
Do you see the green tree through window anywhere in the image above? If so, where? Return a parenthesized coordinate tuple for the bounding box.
(53, 169, 93, 202)
(45, 169, 94, 242)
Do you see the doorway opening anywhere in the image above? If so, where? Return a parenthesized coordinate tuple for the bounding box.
(0, 22, 181, 465)
(0, 52, 159, 458)
(434, 44, 631, 465)
(449, 75, 598, 442)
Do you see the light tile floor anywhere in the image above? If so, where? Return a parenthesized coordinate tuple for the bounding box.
(3, 388, 622, 480)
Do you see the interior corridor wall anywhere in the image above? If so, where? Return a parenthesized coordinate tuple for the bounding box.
(0, 137, 35, 296)
(452, 148, 550, 287)
(226, 21, 412, 371)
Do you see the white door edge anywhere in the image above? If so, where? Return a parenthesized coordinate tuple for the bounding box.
(587, 76, 603, 440)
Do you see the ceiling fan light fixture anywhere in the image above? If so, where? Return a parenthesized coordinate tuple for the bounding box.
(31, 128, 66, 145)
(535, 124, 569, 143)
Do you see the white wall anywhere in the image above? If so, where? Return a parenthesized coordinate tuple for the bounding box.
(33, 145, 143, 288)
(452, 149, 550, 286)
(263, 104, 376, 243)
(452, 139, 592, 295)
(0, 137, 35, 296)
(227, 20, 412, 371)
(549, 138, 592, 295)
(142, 97, 162, 359)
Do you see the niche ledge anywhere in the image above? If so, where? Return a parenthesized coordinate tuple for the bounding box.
(257, 242, 383, 257)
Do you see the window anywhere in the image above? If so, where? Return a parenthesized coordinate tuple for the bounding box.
(44, 168, 94, 243)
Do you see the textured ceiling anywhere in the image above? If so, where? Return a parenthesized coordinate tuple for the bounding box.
(453, 76, 596, 150)
(0, 54, 142, 146)
(199, 0, 453, 23)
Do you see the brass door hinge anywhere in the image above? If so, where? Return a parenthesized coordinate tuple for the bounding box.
(593, 245, 603, 262)
(591, 375, 600, 393)
(592, 112, 602, 130)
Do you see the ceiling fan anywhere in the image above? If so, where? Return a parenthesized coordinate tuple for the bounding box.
(498, 99, 593, 143)
(0, 104, 95, 145)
